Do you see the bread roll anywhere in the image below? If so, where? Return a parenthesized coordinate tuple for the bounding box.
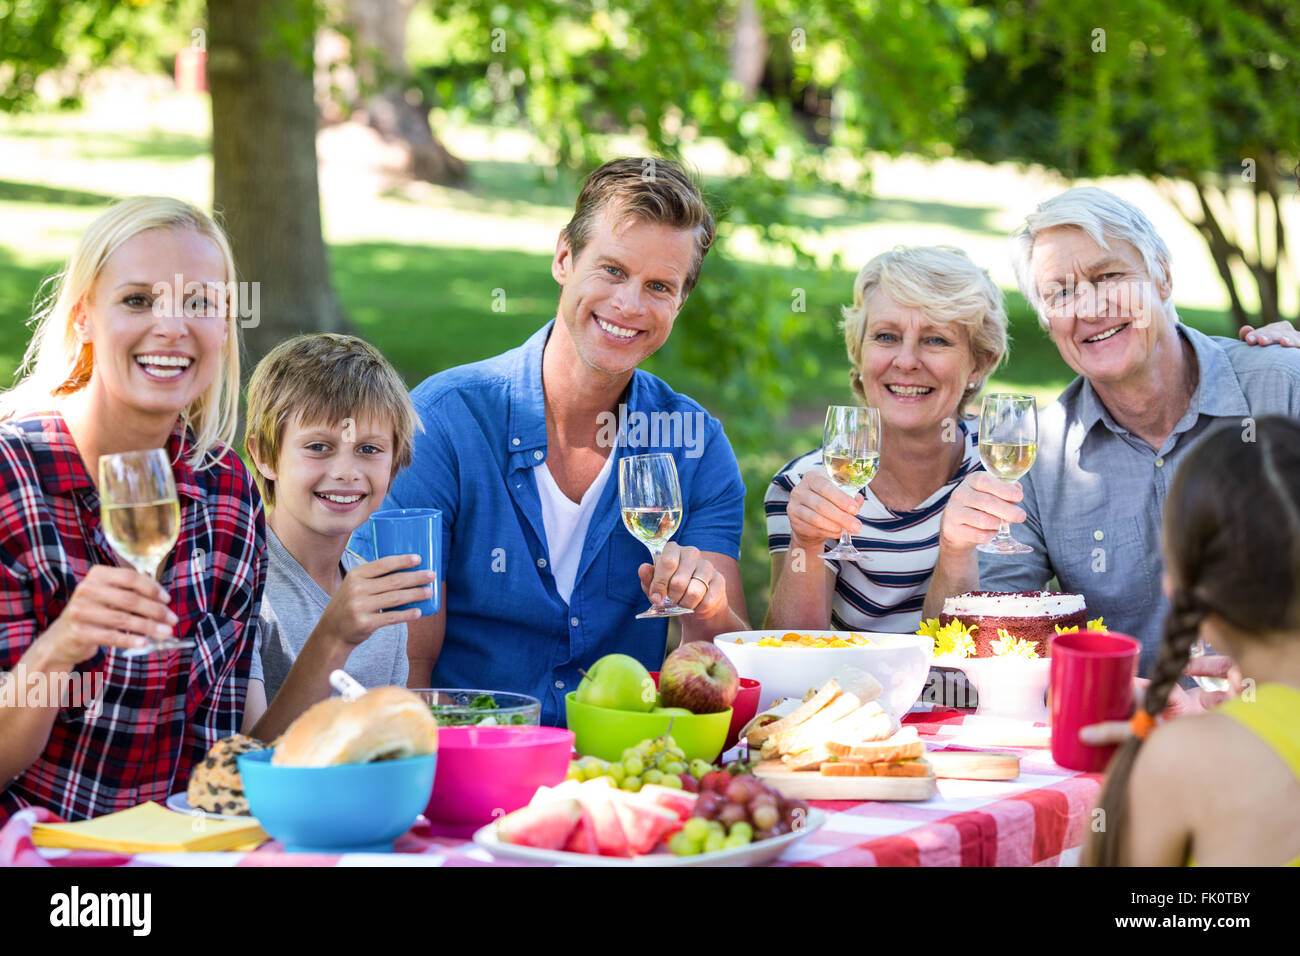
(188, 734, 266, 814)
(272, 686, 439, 768)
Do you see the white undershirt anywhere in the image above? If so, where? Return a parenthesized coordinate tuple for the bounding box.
(534, 451, 615, 605)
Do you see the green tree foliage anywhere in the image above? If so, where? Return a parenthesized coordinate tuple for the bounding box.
(960, 0, 1298, 326)
(430, 0, 971, 449)
(0, 0, 204, 111)
(3, 0, 1293, 441)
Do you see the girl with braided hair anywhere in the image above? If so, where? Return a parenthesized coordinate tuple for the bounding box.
(1087, 415, 1300, 866)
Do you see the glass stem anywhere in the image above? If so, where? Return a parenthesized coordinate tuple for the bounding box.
(839, 530, 852, 549)
(647, 546, 669, 605)
(997, 519, 1011, 539)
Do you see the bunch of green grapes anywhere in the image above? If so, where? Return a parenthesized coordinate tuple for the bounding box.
(566, 734, 715, 793)
(668, 773, 809, 855)
(668, 817, 752, 855)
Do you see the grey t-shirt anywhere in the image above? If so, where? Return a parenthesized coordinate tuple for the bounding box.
(250, 527, 409, 701)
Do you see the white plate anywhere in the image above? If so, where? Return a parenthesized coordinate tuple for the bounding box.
(472, 808, 825, 867)
(165, 791, 256, 822)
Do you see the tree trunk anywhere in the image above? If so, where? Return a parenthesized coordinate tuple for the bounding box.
(730, 0, 767, 98)
(1187, 180, 1250, 330)
(208, 0, 347, 370)
(345, 0, 467, 186)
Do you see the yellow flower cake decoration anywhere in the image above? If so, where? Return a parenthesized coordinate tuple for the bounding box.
(992, 628, 1040, 658)
(920, 618, 977, 658)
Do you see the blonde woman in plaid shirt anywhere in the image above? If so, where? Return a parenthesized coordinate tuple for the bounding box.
(0, 197, 265, 822)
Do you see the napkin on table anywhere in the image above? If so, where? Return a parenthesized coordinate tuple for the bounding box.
(31, 802, 267, 853)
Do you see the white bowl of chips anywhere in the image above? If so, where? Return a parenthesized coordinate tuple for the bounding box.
(714, 630, 933, 721)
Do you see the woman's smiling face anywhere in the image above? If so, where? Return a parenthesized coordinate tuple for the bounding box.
(75, 227, 230, 427)
(858, 290, 982, 432)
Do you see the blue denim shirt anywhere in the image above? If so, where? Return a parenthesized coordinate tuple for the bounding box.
(351, 321, 746, 725)
(979, 324, 1300, 675)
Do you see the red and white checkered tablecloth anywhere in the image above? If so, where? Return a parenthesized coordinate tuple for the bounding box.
(0, 710, 1102, 868)
(777, 709, 1103, 867)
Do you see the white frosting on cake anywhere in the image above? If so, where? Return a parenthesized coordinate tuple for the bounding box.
(942, 591, 1085, 617)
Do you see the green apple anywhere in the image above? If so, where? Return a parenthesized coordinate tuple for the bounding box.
(575, 654, 656, 712)
(652, 706, 693, 716)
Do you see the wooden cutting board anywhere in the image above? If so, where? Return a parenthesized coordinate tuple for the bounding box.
(753, 760, 937, 801)
(925, 748, 1020, 780)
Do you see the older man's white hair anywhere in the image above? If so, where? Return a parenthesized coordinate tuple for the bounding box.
(1011, 187, 1176, 330)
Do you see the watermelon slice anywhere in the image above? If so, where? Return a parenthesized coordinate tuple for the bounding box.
(497, 798, 581, 850)
(531, 779, 582, 805)
(562, 802, 599, 855)
(574, 785, 632, 857)
(638, 784, 697, 821)
(612, 797, 680, 855)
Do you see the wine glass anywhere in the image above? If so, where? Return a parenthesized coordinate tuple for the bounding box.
(820, 404, 881, 563)
(977, 393, 1038, 555)
(619, 452, 692, 619)
(1188, 637, 1231, 693)
(98, 448, 193, 656)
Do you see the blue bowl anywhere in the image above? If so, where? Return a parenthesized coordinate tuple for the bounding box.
(238, 750, 437, 853)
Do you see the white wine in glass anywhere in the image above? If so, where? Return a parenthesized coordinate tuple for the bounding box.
(619, 453, 692, 619)
(99, 448, 193, 656)
(821, 405, 881, 563)
(1189, 637, 1231, 693)
(621, 506, 683, 551)
(977, 394, 1037, 555)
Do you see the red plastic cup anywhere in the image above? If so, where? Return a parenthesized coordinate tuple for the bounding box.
(1049, 630, 1140, 772)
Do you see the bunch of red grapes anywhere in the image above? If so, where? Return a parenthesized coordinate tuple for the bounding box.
(693, 771, 810, 840)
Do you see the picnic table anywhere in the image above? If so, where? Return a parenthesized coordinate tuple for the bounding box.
(0, 708, 1101, 867)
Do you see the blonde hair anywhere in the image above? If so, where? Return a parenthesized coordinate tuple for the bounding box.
(0, 196, 241, 470)
(561, 157, 716, 298)
(244, 333, 421, 508)
(841, 246, 1008, 416)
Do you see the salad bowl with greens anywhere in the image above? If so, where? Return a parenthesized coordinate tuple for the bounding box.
(415, 689, 541, 727)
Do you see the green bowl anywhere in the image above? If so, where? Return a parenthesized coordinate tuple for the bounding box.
(564, 693, 731, 763)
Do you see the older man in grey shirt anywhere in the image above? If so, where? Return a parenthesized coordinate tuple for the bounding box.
(923, 187, 1300, 675)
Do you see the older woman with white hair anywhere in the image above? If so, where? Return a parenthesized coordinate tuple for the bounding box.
(923, 186, 1300, 678)
(766, 245, 1007, 632)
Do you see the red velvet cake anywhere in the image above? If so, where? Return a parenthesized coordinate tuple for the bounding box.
(938, 591, 1086, 658)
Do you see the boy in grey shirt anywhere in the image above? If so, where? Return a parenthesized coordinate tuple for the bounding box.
(252, 528, 409, 700)
(239, 334, 434, 741)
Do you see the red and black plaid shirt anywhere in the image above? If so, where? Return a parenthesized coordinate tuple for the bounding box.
(0, 412, 266, 822)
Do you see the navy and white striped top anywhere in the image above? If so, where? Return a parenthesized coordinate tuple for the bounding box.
(765, 419, 982, 633)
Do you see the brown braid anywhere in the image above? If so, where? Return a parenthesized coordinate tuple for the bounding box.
(1143, 589, 1208, 716)
(1085, 417, 1300, 866)
(1085, 589, 1205, 866)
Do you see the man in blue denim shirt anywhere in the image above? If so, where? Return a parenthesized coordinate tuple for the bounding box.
(353, 158, 748, 725)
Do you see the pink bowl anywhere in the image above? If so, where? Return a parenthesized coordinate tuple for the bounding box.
(424, 725, 574, 826)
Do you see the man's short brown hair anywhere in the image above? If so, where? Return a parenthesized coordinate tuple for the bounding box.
(561, 157, 716, 297)
(244, 333, 420, 508)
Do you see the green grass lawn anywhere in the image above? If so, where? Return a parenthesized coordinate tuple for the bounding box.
(0, 98, 1246, 624)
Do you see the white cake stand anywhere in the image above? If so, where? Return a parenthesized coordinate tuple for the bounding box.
(930, 655, 1051, 723)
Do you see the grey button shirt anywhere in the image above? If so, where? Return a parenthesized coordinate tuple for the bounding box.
(979, 324, 1300, 676)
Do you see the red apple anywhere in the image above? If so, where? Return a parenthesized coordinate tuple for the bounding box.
(658, 642, 739, 714)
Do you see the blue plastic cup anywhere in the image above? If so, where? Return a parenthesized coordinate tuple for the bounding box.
(367, 508, 440, 616)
